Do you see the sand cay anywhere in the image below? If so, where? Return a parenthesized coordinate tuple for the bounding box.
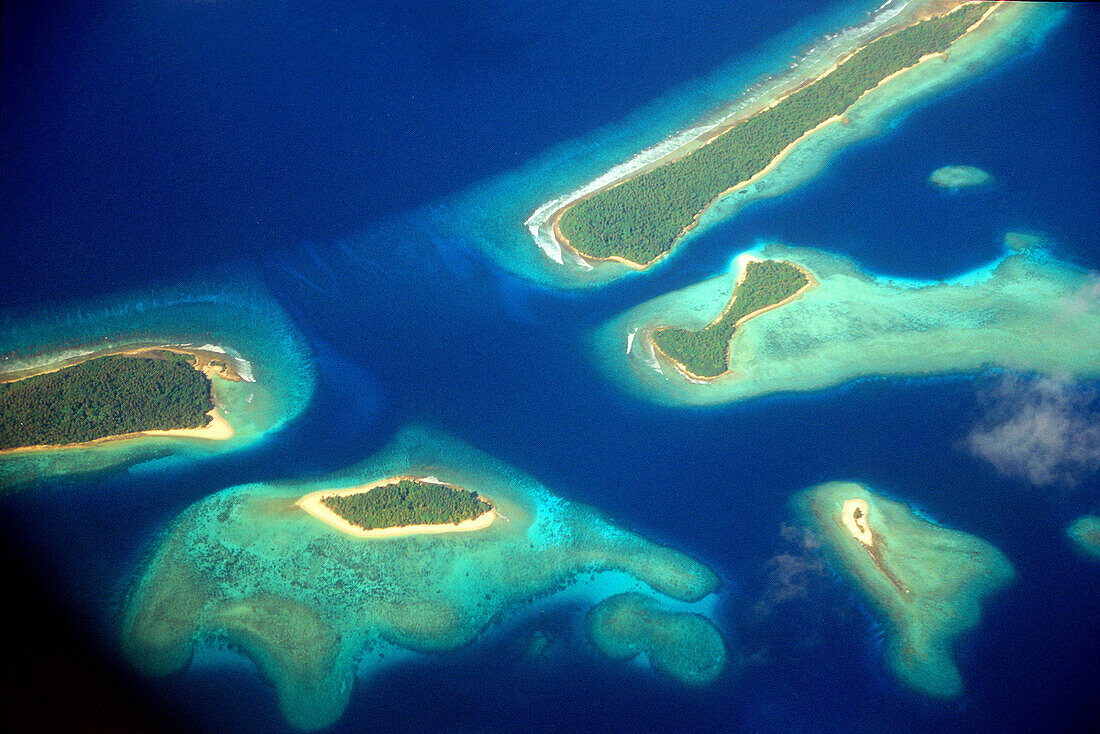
(794, 481, 1015, 698)
(296, 476, 498, 539)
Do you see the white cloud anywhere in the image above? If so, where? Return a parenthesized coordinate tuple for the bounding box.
(967, 373, 1100, 487)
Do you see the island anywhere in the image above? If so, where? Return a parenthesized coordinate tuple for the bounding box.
(1066, 515, 1100, 563)
(0, 279, 317, 490)
(792, 481, 1015, 698)
(928, 164, 992, 190)
(0, 348, 236, 453)
(651, 259, 811, 379)
(121, 427, 722, 731)
(297, 476, 496, 538)
(587, 592, 727, 686)
(551, 2, 995, 268)
(599, 240, 1100, 406)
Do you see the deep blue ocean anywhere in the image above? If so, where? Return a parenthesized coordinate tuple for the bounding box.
(2, 1, 1098, 732)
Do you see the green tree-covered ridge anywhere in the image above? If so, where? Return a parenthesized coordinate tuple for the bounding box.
(652, 259, 808, 378)
(321, 478, 492, 530)
(558, 2, 992, 265)
(0, 353, 215, 450)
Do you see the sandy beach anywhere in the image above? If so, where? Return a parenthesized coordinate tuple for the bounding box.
(0, 407, 234, 456)
(0, 345, 239, 455)
(296, 476, 499, 539)
(544, 1, 1002, 270)
(841, 498, 875, 547)
(649, 258, 818, 382)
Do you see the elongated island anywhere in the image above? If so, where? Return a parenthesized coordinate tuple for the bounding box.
(550, 2, 996, 269)
(0, 348, 238, 453)
(793, 481, 1014, 698)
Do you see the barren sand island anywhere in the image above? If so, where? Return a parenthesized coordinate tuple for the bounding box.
(297, 476, 498, 539)
(794, 481, 1015, 698)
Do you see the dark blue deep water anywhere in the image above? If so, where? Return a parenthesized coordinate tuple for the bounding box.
(2, 1, 1098, 732)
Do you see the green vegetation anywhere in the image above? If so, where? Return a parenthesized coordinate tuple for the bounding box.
(0, 355, 214, 450)
(559, 3, 992, 264)
(653, 260, 807, 377)
(321, 479, 491, 530)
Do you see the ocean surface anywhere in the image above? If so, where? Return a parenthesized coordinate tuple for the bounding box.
(2, 1, 1098, 732)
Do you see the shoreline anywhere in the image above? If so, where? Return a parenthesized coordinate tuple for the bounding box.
(542, 1, 1001, 270)
(0, 406, 234, 456)
(648, 258, 818, 382)
(0, 345, 239, 455)
(841, 498, 874, 547)
(296, 475, 499, 539)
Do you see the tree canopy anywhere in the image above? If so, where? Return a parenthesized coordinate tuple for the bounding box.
(321, 478, 492, 530)
(652, 260, 807, 377)
(559, 3, 992, 264)
(0, 354, 214, 450)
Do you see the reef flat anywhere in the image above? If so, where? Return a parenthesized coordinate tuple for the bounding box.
(509, 0, 1055, 287)
(793, 481, 1014, 698)
(0, 281, 314, 489)
(587, 592, 726, 686)
(596, 241, 1100, 405)
(928, 164, 992, 190)
(120, 427, 721, 730)
(1067, 515, 1100, 563)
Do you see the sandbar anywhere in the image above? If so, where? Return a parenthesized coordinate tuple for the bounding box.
(841, 498, 874, 546)
(794, 481, 1015, 698)
(296, 475, 498, 539)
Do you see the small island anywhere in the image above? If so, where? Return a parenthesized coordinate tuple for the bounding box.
(600, 241, 1100, 406)
(121, 427, 722, 730)
(0, 348, 237, 452)
(552, 2, 995, 267)
(587, 592, 727, 686)
(928, 164, 992, 190)
(651, 259, 811, 378)
(793, 481, 1015, 698)
(298, 476, 496, 538)
(1066, 515, 1100, 563)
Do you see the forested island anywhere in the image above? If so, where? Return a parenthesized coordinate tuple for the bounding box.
(652, 259, 809, 378)
(556, 2, 993, 266)
(320, 478, 492, 531)
(0, 353, 215, 450)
